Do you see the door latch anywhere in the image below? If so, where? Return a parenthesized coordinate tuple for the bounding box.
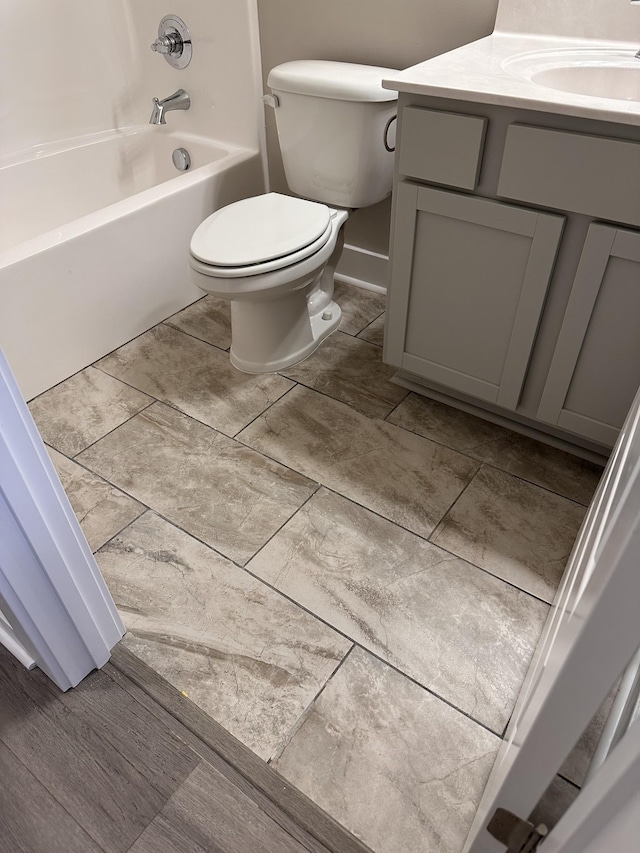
(487, 808, 548, 852)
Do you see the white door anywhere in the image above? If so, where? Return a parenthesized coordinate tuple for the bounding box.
(465, 386, 640, 852)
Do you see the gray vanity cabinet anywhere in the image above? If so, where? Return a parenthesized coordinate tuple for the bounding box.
(537, 224, 640, 447)
(385, 181, 564, 410)
(386, 98, 640, 456)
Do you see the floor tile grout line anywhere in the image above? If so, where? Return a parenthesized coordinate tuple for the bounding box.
(237, 483, 322, 567)
(57, 340, 588, 523)
(235, 556, 506, 740)
(70, 382, 461, 570)
(426, 540, 556, 608)
(93, 322, 406, 438)
(269, 373, 405, 424)
(427, 461, 484, 541)
(63, 399, 157, 461)
(425, 464, 561, 606)
(481, 460, 594, 508)
(427, 462, 484, 544)
(382, 407, 600, 507)
(231, 381, 301, 440)
(313, 483, 555, 607)
(354, 309, 385, 347)
(92, 506, 153, 559)
(161, 319, 231, 353)
(267, 645, 357, 766)
(104, 498, 507, 741)
(94, 482, 548, 705)
(42, 440, 148, 535)
(67, 399, 555, 613)
(92, 360, 301, 449)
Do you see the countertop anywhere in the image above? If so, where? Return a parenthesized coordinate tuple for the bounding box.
(383, 33, 640, 127)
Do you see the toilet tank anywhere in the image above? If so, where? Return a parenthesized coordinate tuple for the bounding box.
(267, 61, 398, 209)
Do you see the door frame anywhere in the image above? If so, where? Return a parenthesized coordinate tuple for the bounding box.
(465, 385, 640, 851)
(0, 347, 124, 691)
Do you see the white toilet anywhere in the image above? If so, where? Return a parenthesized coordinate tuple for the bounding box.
(188, 60, 398, 373)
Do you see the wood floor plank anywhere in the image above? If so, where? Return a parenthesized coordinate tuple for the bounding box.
(0, 741, 102, 853)
(54, 662, 198, 798)
(0, 642, 370, 853)
(0, 649, 178, 852)
(106, 660, 333, 853)
(130, 761, 314, 853)
(108, 645, 372, 853)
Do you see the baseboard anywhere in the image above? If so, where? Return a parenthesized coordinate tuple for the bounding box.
(335, 244, 388, 294)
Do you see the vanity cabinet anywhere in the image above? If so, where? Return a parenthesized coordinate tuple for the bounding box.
(537, 224, 640, 447)
(385, 99, 640, 455)
(386, 182, 564, 409)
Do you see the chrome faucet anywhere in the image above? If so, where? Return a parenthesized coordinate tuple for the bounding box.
(149, 89, 190, 125)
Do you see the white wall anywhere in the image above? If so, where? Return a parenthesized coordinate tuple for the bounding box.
(496, 0, 640, 40)
(0, 0, 138, 156)
(256, 0, 500, 258)
(128, 0, 264, 149)
(0, 0, 264, 158)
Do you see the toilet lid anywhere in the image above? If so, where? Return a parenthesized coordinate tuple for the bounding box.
(190, 193, 332, 267)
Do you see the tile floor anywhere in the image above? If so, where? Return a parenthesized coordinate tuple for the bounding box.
(29, 280, 603, 853)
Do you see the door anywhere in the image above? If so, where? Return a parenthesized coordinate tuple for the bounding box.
(465, 383, 640, 851)
(385, 182, 564, 410)
(537, 223, 640, 447)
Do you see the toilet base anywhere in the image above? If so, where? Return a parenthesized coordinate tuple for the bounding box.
(229, 295, 341, 373)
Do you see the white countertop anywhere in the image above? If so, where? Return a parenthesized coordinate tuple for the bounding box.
(383, 33, 640, 127)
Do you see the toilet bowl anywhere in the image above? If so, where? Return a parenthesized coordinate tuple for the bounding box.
(188, 60, 398, 373)
(189, 193, 349, 373)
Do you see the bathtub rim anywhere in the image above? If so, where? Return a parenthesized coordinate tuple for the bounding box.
(1, 140, 259, 268)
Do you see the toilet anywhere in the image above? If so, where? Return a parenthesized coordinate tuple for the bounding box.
(188, 60, 398, 373)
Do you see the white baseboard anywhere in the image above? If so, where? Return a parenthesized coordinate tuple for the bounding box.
(335, 243, 388, 294)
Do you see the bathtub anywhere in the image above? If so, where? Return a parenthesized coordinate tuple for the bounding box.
(0, 126, 264, 400)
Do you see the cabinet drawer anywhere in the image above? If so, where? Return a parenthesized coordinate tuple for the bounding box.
(398, 107, 486, 190)
(498, 124, 640, 226)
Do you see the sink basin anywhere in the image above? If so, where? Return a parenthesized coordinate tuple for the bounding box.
(503, 48, 640, 102)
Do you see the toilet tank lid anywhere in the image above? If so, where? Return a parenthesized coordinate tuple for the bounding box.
(268, 60, 399, 102)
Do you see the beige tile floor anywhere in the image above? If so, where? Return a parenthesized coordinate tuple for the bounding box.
(29, 283, 603, 853)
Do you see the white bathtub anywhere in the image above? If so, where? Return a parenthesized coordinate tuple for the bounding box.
(0, 126, 263, 400)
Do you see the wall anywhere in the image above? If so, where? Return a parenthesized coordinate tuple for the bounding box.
(0, 0, 138, 157)
(128, 0, 265, 150)
(256, 0, 499, 264)
(496, 0, 640, 40)
(0, 0, 264, 159)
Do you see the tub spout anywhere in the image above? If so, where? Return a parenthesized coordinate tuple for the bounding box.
(149, 89, 190, 125)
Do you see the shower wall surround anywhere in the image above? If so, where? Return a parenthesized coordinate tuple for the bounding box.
(0, 1, 266, 399)
(1, 0, 264, 158)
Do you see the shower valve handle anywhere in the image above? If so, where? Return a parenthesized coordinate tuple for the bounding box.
(151, 32, 183, 56)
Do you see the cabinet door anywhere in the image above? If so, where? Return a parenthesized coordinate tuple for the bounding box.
(537, 223, 640, 447)
(385, 183, 564, 410)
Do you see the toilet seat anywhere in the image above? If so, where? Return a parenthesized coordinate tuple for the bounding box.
(189, 193, 334, 277)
